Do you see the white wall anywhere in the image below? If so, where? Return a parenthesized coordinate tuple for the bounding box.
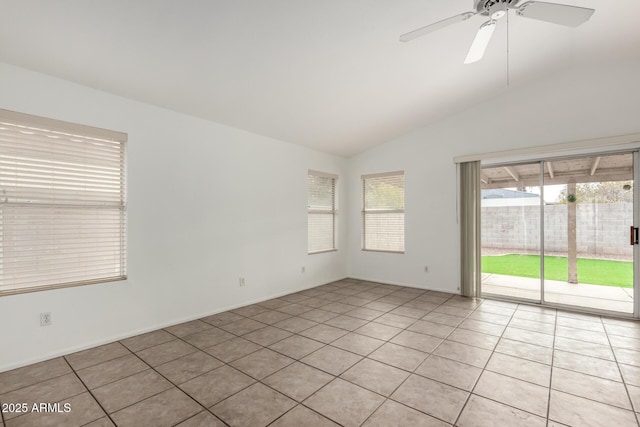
(347, 60, 640, 292)
(0, 63, 347, 372)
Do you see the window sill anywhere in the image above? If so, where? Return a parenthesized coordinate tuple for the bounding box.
(362, 249, 405, 254)
(308, 249, 338, 255)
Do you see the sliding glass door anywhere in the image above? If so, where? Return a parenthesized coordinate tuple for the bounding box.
(481, 162, 542, 303)
(480, 152, 636, 315)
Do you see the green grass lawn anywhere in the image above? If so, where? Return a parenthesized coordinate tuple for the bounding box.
(482, 254, 633, 288)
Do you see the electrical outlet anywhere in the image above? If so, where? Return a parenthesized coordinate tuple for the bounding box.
(40, 312, 52, 327)
(301, 266, 306, 274)
(239, 277, 246, 287)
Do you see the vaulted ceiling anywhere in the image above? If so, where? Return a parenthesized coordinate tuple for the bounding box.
(0, 0, 638, 156)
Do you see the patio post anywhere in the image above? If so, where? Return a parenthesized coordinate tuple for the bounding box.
(568, 180, 578, 284)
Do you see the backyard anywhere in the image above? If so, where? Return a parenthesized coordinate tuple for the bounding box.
(482, 254, 633, 288)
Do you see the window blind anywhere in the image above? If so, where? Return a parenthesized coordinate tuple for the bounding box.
(362, 171, 405, 252)
(308, 170, 337, 253)
(0, 109, 127, 296)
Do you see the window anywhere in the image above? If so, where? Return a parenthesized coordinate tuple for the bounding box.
(308, 170, 337, 253)
(362, 171, 405, 252)
(0, 109, 127, 296)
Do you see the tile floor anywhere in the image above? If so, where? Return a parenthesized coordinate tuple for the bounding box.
(2, 278, 640, 426)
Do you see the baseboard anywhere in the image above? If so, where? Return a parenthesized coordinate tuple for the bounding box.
(347, 276, 459, 295)
(0, 275, 348, 373)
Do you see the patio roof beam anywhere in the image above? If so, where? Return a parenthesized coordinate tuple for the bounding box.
(590, 157, 602, 176)
(547, 162, 555, 179)
(503, 166, 520, 182)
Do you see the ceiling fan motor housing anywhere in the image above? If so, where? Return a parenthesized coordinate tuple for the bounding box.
(474, 0, 520, 17)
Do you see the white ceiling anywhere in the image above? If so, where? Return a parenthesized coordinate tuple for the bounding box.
(0, 0, 638, 157)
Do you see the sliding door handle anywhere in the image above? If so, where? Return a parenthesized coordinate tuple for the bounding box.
(631, 226, 639, 245)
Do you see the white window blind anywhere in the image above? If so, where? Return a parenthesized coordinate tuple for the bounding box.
(308, 170, 337, 253)
(0, 109, 127, 296)
(362, 171, 405, 252)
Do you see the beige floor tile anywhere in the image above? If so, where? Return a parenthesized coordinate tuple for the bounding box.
(495, 338, 553, 365)
(165, 320, 213, 338)
(390, 330, 443, 353)
(76, 354, 149, 389)
(344, 307, 385, 321)
(0, 373, 86, 420)
(485, 353, 551, 387)
(422, 312, 464, 328)
(363, 301, 400, 312)
(433, 305, 472, 318)
(474, 371, 549, 417)
(179, 365, 255, 407)
(407, 320, 455, 339)
(212, 383, 296, 427)
(627, 384, 640, 412)
(606, 324, 640, 339)
(362, 400, 449, 427)
(331, 332, 385, 356)
(219, 318, 267, 335)
(391, 374, 468, 424)
(341, 358, 410, 396)
(355, 322, 403, 341)
(301, 345, 362, 375)
(553, 350, 621, 381)
(614, 347, 640, 367)
(241, 326, 292, 347)
(270, 405, 339, 427)
(230, 348, 294, 380)
(555, 326, 609, 346)
(92, 369, 172, 413)
(200, 311, 245, 327)
(272, 316, 318, 333)
(84, 417, 116, 427)
(556, 316, 605, 333)
(300, 324, 349, 343)
(457, 394, 546, 427)
(232, 304, 269, 317)
(204, 337, 262, 363)
(458, 319, 505, 336)
(432, 340, 491, 368)
(298, 309, 339, 323)
(621, 363, 640, 387)
(321, 302, 360, 315)
(609, 334, 640, 352)
(549, 390, 637, 427)
(467, 311, 511, 326)
(551, 367, 632, 410)
(136, 340, 198, 367)
(66, 342, 130, 370)
(120, 330, 175, 352)
(554, 336, 615, 361)
(175, 411, 226, 427)
(447, 329, 499, 350)
(368, 343, 428, 371)
(277, 303, 314, 316)
(305, 378, 386, 427)
(263, 362, 334, 401)
(508, 318, 556, 335)
(414, 355, 482, 391)
(269, 335, 325, 359)
(249, 310, 292, 325)
(366, 313, 415, 329)
(389, 306, 428, 319)
(182, 327, 235, 349)
(512, 310, 556, 324)
(155, 351, 223, 384)
(0, 358, 72, 395)
(111, 388, 201, 427)
(502, 327, 554, 348)
(324, 315, 369, 331)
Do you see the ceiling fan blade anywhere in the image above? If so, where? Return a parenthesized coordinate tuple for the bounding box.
(464, 21, 496, 64)
(400, 11, 477, 42)
(516, 1, 595, 27)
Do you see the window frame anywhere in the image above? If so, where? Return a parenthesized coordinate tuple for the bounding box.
(362, 171, 405, 254)
(0, 108, 127, 296)
(307, 170, 338, 254)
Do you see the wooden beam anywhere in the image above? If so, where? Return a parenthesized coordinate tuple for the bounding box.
(547, 162, 555, 179)
(590, 156, 602, 176)
(503, 166, 519, 182)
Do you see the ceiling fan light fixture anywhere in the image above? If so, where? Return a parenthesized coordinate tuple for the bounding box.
(464, 21, 496, 64)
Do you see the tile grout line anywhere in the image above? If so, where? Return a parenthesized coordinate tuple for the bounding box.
(599, 315, 640, 426)
(452, 298, 521, 426)
(61, 356, 118, 427)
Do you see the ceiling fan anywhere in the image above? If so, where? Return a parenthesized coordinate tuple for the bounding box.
(400, 0, 595, 64)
